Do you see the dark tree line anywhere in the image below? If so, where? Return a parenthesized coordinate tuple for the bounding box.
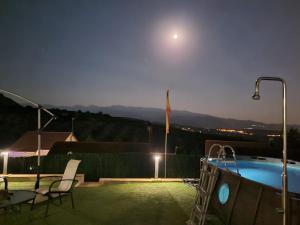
(1, 94, 299, 158)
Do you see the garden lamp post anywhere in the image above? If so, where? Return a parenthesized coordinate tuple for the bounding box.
(153, 154, 161, 179)
(1, 151, 9, 174)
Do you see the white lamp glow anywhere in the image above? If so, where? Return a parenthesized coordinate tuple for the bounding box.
(153, 154, 161, 178)
(1, 151, 9, 174)
(154, 155, 161, 161)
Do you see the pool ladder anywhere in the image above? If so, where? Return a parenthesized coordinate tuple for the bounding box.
(187, 144, 239, 225)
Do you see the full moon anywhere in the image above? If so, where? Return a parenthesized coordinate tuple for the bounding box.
(172, 33, 178, 39)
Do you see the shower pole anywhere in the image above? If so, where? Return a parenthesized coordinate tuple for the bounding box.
(252, 77, 288, 225)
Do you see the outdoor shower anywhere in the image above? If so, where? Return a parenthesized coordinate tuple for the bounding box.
(252, 76, 287, 225)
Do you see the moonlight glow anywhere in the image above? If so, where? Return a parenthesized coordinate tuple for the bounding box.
(173, 33, 178, 39)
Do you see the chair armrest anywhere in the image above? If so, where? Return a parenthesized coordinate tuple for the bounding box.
(48, 179, 78, 193)
(36, 176, 62, 191)
(39, 175, 63, 181)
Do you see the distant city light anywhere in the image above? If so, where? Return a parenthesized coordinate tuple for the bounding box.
(267, 134, 281, 137)
(217, 128, 253, 136)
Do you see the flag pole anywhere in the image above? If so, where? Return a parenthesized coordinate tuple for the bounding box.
(164, 130, 168, 178)
(164, 89, 170, 178)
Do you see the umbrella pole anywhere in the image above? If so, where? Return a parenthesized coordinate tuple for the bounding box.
(0, 89, 55, 190)
(35, 107, 41, 189)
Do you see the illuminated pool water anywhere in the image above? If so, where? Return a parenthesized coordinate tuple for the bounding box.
(212, 159, 300, 194)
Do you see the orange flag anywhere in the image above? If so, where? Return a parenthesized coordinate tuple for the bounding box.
(165, 90, 171, 134)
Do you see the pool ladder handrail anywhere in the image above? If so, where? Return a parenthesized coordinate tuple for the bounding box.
(206, 144, 240, 175)
(187, 144, 240, 225)
(222, 145, 240, 175)
(188, 144, 223, 225)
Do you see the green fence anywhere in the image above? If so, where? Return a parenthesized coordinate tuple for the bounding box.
(3, 153, 200, 181)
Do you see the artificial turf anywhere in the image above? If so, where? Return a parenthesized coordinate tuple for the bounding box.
(0, 182, 222, 225)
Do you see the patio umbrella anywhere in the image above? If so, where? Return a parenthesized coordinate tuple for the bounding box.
(0, 89, 56, 189)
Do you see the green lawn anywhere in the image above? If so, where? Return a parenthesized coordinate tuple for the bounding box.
(1, 182, 221, 225)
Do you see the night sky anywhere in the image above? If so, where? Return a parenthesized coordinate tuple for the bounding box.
(1, 0, 300, 124)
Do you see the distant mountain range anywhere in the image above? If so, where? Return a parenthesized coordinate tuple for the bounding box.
(0, 94, 206, 153)
(46, 104, 300, 130)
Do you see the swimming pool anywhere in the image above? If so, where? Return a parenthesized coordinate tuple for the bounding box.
(211, 157, 300, 194)
(209, 157, 300, 225)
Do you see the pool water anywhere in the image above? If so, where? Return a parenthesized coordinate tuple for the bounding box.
(213, 160, 300, 194)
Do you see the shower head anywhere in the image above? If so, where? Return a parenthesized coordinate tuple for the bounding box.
(252, 92, 260, 100)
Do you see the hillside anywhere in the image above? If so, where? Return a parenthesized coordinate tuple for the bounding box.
(0, 94, 255, 154)
(46, 104, 300, 130)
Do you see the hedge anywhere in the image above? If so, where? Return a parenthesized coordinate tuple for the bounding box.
(3, 153, 200, 181)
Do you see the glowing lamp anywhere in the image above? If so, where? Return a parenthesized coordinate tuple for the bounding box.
(153, 154, 161, 178)
(154, 155, 161, 161)
(1, 151, 9, 174)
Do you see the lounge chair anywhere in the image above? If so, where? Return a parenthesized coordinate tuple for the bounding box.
(34, 159, 81, 216)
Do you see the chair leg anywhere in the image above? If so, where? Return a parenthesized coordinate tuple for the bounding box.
(59, 193, 62, 205)
(70, 192, 75, 208)
(29, 199, 34, 222)
(45, 196, 51, 217)
(31, 198, 35, 211)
